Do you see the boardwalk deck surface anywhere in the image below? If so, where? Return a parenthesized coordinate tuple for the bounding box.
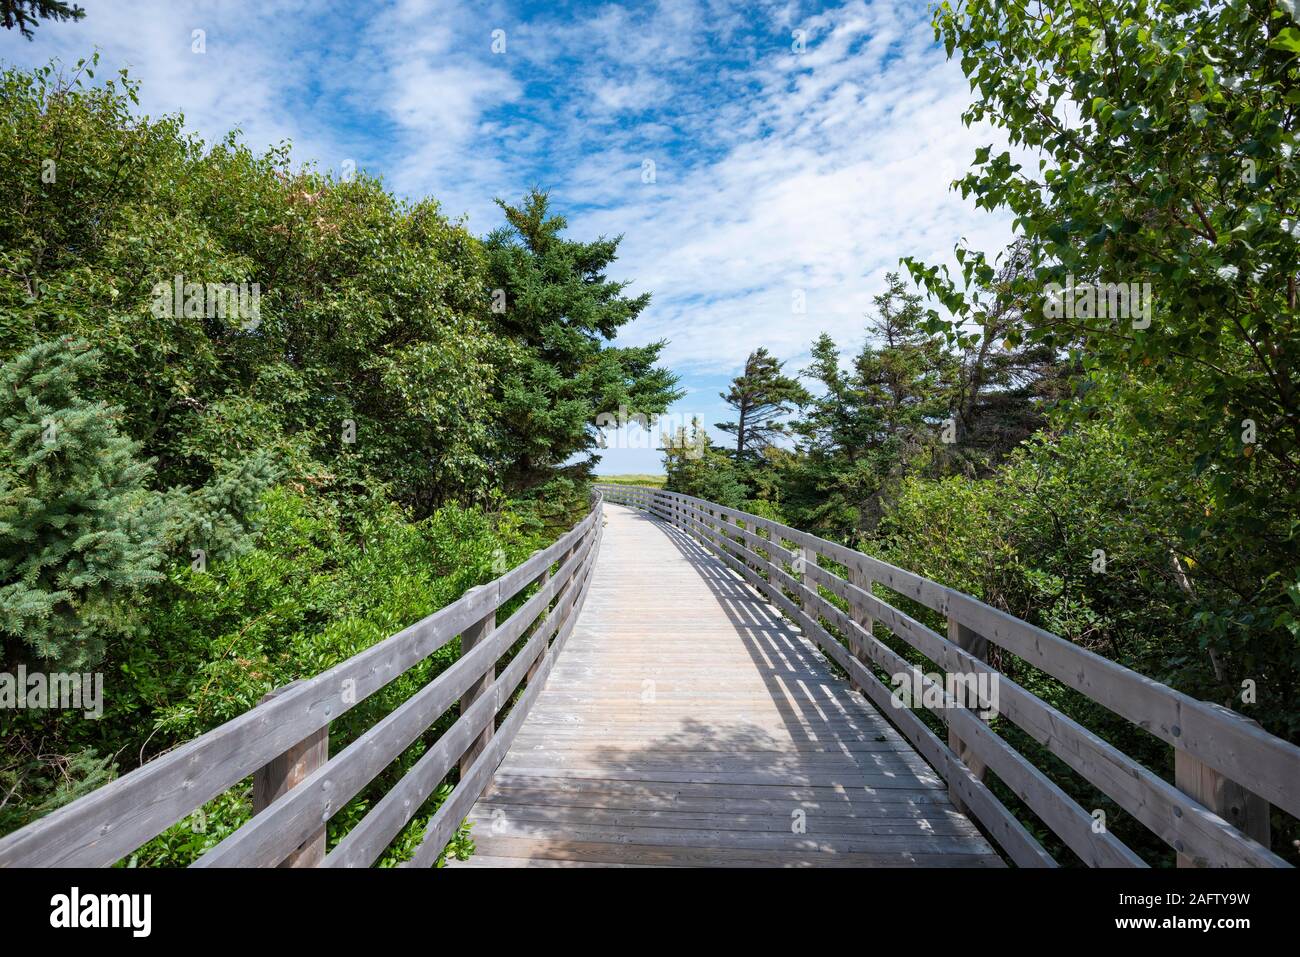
(451, 504, 1003, 868)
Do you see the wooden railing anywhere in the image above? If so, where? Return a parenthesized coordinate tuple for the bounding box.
(597, 484, 1300, 868)
(0, 496, 604, 868)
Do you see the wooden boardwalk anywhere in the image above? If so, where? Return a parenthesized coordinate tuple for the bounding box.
(451, 504, 1003, 867)
(5, 490, 1293, 868)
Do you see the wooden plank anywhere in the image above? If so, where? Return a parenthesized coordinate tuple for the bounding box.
(730, 532, 1144, 866)
(0, 577, 494, 867)
(647, 487, 1300, 823)
(524, 558, 557, 685)
(799, 558, 1288, 868)
(660, 505, 1053, 866)
(458, 835, 1002, 868)
(846, 565, 873, 693)
(641, 487, 1298, 866)
(0, 502, 601, 868)
(946, 616, 989, 815)
(459, 599, 497, 777)
(798, 526, 1300, 822)
(324, 525, 601, 868)
(453, 502, 1007, 869)
(193, 533, 598, 868)
(401, 539, 599, 869)
(1176, 729, 1271, 868)
(480, 785, 961, 815)
(251, 681, 328, 868)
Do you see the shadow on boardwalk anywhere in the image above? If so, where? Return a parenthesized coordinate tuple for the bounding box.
(451, 504, 1003, 868)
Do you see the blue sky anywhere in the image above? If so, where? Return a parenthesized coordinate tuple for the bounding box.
(0, 0, 1012, 474)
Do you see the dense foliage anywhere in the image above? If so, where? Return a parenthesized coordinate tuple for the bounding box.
(715, 347, 807, 463)
(0, 58, 676, 862)
(906, 0, 1300, 737)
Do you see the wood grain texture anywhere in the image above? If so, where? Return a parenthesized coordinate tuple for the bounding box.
(448, 503, 1003, 869)
(251, 681, 328, 868)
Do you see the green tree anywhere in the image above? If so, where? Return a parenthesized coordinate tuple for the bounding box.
(946, 242, 1073, 475)
(483, 189, 681, 502)
(662, 418, 747, 508)
(0, 340, 162, 669)
(0, 60, 496, 516)
(780, 274, 956, 538)
(716, 347, 808, 465)
(906, 0, 1300, 708)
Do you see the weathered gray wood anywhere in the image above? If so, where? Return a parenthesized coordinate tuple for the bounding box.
(251, 681, 329, 867)
(0, 503, 600, 869)
(325, 532, 599, 868)
(846, 566, 873, 693)
(1175, 715, 1271, 868)
(459, 598, 498, 778)
(622, 503, 1050, 866)
(607, 486, 1300, 865)
(524, 563, 553, 685)
(193, 535, 598, 868)
(648, 495, 1135, 866)
(459, 837, 1002, 868)
(646, 488, 1290, 820)
(945, 616, 989, 815)
(83, 479, 1290, 871)
(0, 583, 489, 868)
(453, 502, 1007, 869)
(797, 552, 1287, 867)
(807, 534, 1300, 821)
(737, 538, 1141, 866)
(403, 529, 601, 868)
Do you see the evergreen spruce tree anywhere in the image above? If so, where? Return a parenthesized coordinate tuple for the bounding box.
(780, 274, 960, 538)
(947, 242, 1073, 474)
(662, 418, 747, 508)
(483, 189, 681, 508)
(716, 348, 808, 464)
(0, 340, 164, 669)
(0, 0, 84, 39)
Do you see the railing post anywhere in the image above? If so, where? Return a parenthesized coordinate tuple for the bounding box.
(528, 540, 580, 684)
(847, 567, 874, 693)
(252, 679, 328, 867)
(1174, 707, 1270, 867)
(733, 514, 754, 566)
(945, 615, 989, 815)
(459, 585, 498, 777)
(524, 561, 554, 686)
(794, 545, 812, 603)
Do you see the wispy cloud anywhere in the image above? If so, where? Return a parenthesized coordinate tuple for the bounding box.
(0, 0, 1012, 472)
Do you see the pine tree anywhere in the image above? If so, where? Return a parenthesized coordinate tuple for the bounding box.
(0, 340, 164, 669)
(483, 190, 681, 502)
(854, 273, 957, 448)
(0, 1, 84, 39)
(778, 275, 960, 538)
(716, 348, 808, 464)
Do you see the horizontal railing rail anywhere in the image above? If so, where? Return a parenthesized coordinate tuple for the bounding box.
(597, 484, 1300, 868)
(0, 495, 604, 868)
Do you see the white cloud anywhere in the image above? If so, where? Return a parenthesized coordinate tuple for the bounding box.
(0, 0, 1017, 465)
(0, 0, 344, 171)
